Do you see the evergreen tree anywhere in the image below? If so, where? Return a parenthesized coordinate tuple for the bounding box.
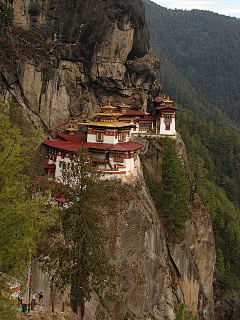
(175, 303, 199, 320)
(216, 248, 225, 276)
(160, 138, 189, 240)
(42, 149, 116, 320)
(147, 138, 189, 241)
(0, 100, 46, 319)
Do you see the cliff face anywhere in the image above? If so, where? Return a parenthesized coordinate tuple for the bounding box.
(82, 172, 216, 320)
(81, 135, 215, 320)
(1, 1, 217, 318)
(138, 135, 216, 318)
(0, 0, 161, 131)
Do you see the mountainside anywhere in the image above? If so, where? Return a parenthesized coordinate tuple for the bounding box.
(0, 1, 226, 319)
(144, 0, 240, 311)
(31, 137, 216, 320)
(144, 0, 240, 127)
(0, 0, 161, 132)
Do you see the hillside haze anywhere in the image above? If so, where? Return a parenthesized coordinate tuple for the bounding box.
(144, 0, 240, 127)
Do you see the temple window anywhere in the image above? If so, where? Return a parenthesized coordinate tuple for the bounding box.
(139, 123, 150, 131)
(165, 115, 172, 121)
(118, 132, 126, 142)
(165, 123, 171, 130)
(49, 169, 55, 177)
(113, 153, 124, 163)
(96, 132, 104, 142)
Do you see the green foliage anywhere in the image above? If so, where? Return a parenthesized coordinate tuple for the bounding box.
(42, 149, 117, 317)
(147, 138, 189, 241)
(2, 7, 14, 26)
(145, 2, 240, 127)
(125, 308, 133, 320)
(0, 100, 47, 319)
(175, 303, 199, 320)
(144, 0, 240, 296)
(175, 107, 240, 293)
(216, 249, 225, 276)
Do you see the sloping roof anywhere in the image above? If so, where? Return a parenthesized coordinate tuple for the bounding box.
(85, 142, 114, 150)
(57, 133, 87, 141)
(121, 110, 147, 116)
(138, 116, 157, 121)
(42, 164, 56, 169)
(153, 97, 166, 103)
(109, 141, 143, 151)
(155, 105, 178, 111)
(43, 139, 88, 152)
(54, 197, 69, 203)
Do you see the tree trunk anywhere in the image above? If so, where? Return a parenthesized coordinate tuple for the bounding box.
(76, 294, 82, 320)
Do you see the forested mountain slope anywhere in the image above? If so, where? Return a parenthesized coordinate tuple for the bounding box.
(144, 0, 240, 127)
(144, 0, 240, 297)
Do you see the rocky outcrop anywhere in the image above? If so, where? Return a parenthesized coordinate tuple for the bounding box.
(77, 135, 215, 320)
(27, 136, 216, 319)
(0, 0, 161, 131)
(138, 135, 216, 319)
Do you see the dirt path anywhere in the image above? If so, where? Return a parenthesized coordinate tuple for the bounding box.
(16, 304, 77, 320)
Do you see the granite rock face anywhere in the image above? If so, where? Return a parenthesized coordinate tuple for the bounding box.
(82, 136, 216, 320)
(29, 136, 216, 319)
(0, 0, 161, 130)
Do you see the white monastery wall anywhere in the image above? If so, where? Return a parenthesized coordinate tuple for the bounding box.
(160, 117, 176, 135)
(103, 134, 117, 144)
(87, 133, 97, 143)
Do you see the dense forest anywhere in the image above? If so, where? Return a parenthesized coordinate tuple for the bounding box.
(144, 0, 240, 126)
(144, 0, 240, 294)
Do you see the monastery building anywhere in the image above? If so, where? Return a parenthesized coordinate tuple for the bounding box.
(42, 97, 177, 180)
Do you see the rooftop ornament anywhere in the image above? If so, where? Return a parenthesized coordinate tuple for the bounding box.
(66, 125, 78, 135)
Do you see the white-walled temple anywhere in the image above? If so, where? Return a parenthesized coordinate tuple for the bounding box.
(42, 97, 177, 180)
(153, 97, 178, 135)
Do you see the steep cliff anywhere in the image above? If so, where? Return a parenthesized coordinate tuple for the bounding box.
(0, 1, 218, 319)
(0, 0, 161, 131)
(81, 169, 216, 320)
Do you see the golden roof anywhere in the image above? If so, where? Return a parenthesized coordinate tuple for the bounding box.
(78, 121, 132, 128)
(117, 102, 131, 109)
(101, 101, 117, 111)
(66, 125, 78, 132)
(94, 112, 123, 117)
(164, 96, 174, 103)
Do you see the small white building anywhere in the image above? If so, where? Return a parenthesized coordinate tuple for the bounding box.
(153, 97, 178, 135)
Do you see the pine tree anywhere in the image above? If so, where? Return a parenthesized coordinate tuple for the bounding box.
(0, 100, 46, 319)
(147, 137, 189, 241)
(42, 149, 116, 320)
(159, 137, 189, 240)
(216, 248, 225, 276)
